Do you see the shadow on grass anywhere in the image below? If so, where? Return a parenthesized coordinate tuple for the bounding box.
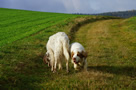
(0, 52, 53, 89)
(88, 65, 136, 78)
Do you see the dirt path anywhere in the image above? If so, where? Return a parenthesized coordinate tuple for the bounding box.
(72, 19, 136, 88)
(75, 20, 114, 65)
(75, 19, 134, 65)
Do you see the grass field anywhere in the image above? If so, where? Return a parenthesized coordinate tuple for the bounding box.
(0, 8, 79, 47)
(74, 19, 136, 89)
(0, 8, 136, 89)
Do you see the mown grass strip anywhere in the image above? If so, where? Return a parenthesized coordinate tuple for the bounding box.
(68, 16, 120, 41)
(74, 18, 136, 89)
(0, 8, 78, 47)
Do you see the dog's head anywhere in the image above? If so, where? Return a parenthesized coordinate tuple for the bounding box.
(43, 51, 51, 67)
(71, 51, 87, 64)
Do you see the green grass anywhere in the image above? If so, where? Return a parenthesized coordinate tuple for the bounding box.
(74, 18, 136, 89)
(0, 8, 91, 89)
(0, 8, 136, 89)
(0, 8, 79, 47)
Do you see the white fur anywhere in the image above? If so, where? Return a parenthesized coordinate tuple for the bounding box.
(70, 42, 87, 71)
(46, 32, 70, 73)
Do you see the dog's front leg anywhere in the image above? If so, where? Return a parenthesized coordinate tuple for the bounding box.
(50, 60, 54, 72)
(74, 63, 78, 70)
(58, 62, 62, 70)
(49, 51, 54, 72)
(83, 59, 87, 71)
(53, 59, 57, 73)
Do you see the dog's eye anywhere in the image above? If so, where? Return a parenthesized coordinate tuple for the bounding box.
(77, 52, 84, 58)
(77, 53, 80, 56)
(77, 52, 82, 56)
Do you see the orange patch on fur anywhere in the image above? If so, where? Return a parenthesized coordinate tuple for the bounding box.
(71, 51, 74, 58)
(77, 51, 88, 58)
(82, 51, 88, 58)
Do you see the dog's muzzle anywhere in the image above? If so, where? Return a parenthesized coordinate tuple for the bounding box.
(73, 58, 79, 64)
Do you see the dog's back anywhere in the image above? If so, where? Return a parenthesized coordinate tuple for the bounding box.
(70, 42, 85, 53)
(46, 32, 70, 72)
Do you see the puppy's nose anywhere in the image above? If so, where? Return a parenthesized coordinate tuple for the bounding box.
(73, 58, 76, 61)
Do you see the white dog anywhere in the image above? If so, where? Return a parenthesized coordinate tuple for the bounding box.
(70, 42, 87, 71)
(43, 32, 70, 73)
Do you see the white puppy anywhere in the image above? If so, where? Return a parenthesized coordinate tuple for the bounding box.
(70, 42, 87, 71)
(43, 32, 70, 73)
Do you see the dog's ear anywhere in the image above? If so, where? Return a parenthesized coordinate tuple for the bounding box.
(82, 51, 88, 58)
(43, 54, 47, 64)
(71, 51, 74, 58)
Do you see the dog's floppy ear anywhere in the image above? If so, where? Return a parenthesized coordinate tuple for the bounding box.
(43, 52, 50, 63)
(82, 51, 88, 58)
(71, 51, 74, 58)
(43, 54, 47, 64)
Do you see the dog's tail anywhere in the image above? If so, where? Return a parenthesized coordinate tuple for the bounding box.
(62, 39, 70, 61)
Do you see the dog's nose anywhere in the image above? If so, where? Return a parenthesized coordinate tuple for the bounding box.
(73, 58, 76, 61)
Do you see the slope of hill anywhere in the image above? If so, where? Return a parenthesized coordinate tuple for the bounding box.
(0, 8, 136, 89)
(0, 8, 79, 47)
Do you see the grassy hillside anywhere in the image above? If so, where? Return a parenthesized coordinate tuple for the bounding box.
(0, 8, 136, 89)
(0, 8, 79, 47)
(0, 8, 95, 89)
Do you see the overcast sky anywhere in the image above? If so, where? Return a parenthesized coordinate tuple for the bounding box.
(0, 0, 136, 14)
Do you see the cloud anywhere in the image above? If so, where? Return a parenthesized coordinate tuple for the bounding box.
(89, 0, 136, 13)
(0, 0, 136, 13)
(0, 0, 67, 13)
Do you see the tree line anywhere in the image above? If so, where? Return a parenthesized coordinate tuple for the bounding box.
(73, 10, 136, 18)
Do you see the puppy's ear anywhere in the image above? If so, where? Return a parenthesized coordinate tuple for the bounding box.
(82, 51, 88, 58)
(71, 51, 74, 58)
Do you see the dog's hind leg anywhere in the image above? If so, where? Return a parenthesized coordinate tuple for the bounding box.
(66, 60, 69, 73)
